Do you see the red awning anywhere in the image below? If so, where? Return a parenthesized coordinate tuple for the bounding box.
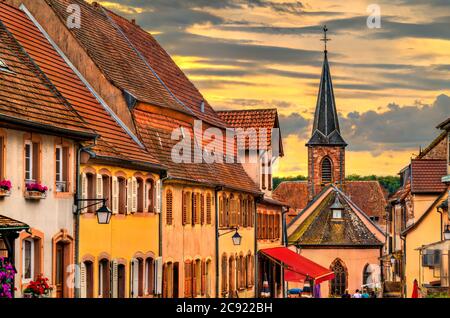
(261, 247, 335, 284)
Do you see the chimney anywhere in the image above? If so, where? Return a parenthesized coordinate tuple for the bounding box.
(132, 19, 136, 25)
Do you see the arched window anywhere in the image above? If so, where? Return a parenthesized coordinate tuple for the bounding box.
(136, 178, 144, 212)
(330, 259, 347, 297)
(145, 257, 154, 296)
(98, 258, 110, 298)
(229, 256, 235, 296)
(321, 157, 333, 184)
(145, 179, 155, 212)
(166, 190, 173, 225)
(118, 177, 127, 214)
(81, 261, 94, 298)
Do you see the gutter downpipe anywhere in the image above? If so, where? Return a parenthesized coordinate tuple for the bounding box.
(281, 206, 289, 298)
(74, 141, 97, 298)
(157, 171, 169, 299)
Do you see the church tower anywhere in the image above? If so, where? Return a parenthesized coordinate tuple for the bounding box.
(307, 26, 347, 200)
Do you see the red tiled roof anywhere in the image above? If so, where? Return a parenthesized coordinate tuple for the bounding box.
(106, 9, 227, 128)
(46, 0, 186, 114)
(0, 3, 160, 167)
(134, 109, 261, 194)
(0, 13, 93, 137)
(217, 109, 283, 155)
(411, 159, 447, 193)
(273, 181, 309, 211)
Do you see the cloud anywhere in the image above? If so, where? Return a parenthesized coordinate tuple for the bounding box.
(340, 94, 450, 153)
(278, 112, 310, 139)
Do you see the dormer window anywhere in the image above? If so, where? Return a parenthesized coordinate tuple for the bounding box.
(330, 194, 344, 219)
(0, 59, 10, 72)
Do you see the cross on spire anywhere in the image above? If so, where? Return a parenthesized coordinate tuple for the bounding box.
(321, 25, 331, 53)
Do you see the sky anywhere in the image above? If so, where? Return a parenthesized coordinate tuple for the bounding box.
(92, 0, 450, 177)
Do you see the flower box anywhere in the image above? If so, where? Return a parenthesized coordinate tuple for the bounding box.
(0, 180, 11, 197)
(24, 191, 46, 200)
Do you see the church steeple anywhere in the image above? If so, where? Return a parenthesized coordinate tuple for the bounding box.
(307, 26, 347, 147)
(307, 26, 346, 200)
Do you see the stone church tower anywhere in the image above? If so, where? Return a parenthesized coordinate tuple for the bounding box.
(307, 38, 347, 200)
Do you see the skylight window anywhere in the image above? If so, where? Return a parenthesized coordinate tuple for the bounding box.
(0, 59, 10, 72)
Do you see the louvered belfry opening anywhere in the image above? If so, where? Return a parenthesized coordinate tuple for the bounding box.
(321, 157, 333, 184)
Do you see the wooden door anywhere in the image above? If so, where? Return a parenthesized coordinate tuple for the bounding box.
(55, 243, 65, 298)
(173, 262, 179, 298)
(118, 265, 126, 298)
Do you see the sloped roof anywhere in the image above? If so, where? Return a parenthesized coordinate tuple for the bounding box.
(273, 181, 309, 211)
(274, 180, 387, 221)
(105, 8, 227, 129)
(0, 214, 29, 231)
(307, 52, 346, 146)
(45, 0, 186, 114)
(0, 14, 93, 138)
(216, 109, 284, 155)
(416, 131, 447, 160)
(410, 159, 447, 193)
(134, 109, 261, 194)
(0, 3, 161, 167)
(288, 188, 383, 247)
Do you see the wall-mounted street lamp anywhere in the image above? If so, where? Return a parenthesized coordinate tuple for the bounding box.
(75, 198, 112, 225)
(219, 227, 242, 246)
(444, 224, 450, 241)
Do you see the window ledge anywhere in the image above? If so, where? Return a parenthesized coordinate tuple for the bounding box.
(24, 191, 46, 200)
(0, 189, 11, 198)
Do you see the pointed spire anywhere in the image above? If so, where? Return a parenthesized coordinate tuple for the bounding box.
(307, 26, 347, 147)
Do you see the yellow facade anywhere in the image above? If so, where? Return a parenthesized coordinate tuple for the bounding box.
(404, 193, 447, 297)
(79, 164, 160, 298)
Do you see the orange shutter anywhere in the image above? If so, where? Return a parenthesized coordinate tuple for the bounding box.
(192, 261, 197, 297)
(184, 261, 192, 298)
(182, 191, 187, 225)
(206, 194, 212, 225)
(32, 142, 40, 182)
(192, 193, 197, 225)
(166, 190, 173, 225)
(201, 194, 205, 225)
(162, 263, 168, 298)
(221, 255, 227, 294)
(201, 259, 206, 296)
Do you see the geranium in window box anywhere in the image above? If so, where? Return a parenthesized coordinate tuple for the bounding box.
(23, 274, 53, 298)
(0, 180, 11, 197)
(24, 183, 48, 200)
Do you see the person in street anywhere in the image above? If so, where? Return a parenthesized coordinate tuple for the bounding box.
(352, 289, 362, 298)
(341, 290, 351, 298)
(361, 289, 369, 298)
(369, 291, 377, 298)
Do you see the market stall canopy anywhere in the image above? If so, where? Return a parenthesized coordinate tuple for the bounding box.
(0, 215, 29, 258)
(261, 247, 335, 284)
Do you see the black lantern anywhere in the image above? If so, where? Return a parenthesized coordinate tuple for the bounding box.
(96, 201, 112, 225)
(232, 230, 242, 246)
(444, 224, 450, 241)
(330, 194, 344, 219)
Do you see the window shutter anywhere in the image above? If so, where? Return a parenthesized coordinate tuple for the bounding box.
(144, 182, 149, 213)
(155, 180, 161, 213)
(131, 177, 138, 213)
(111, 260, 118, 298)
(219, 196, 223, 227)
(184, 261, 192, 298)
(155, 257, 163, 295)
(201, 260, 206, 296)
(201, 194, 205, 225)
(182, 191, 187, 226)
(96, 174, 103, 209)
(221, 256, 227, 294)
(112, 176, 119, 214)
(131, 259, 139, 298)
(126, 178, 132, 214)
(80, 262, 87, 298)
(162, 263, 168, 298)
(192, 193, 197, 225)
(206, 194, 212, 225)
(166, 190, 173, 225)
(192, 261, 197, 297)
(80, 173, 88, 213)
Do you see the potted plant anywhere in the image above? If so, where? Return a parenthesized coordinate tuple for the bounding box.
(0, 180, 11, 197)
(23, 274, 53, 298)
(0, 257, 16, 298)
(25, 183, 48, 200)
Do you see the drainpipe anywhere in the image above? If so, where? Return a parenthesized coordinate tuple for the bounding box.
(214, 186, 222, 298)
(158, 171, 169, 259)
(74, 141, 96, 299)
(281, 206, 289, 298)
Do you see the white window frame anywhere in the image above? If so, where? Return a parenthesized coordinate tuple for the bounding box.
(25, 141, 33, 183)
(22, 238, 34, 283)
